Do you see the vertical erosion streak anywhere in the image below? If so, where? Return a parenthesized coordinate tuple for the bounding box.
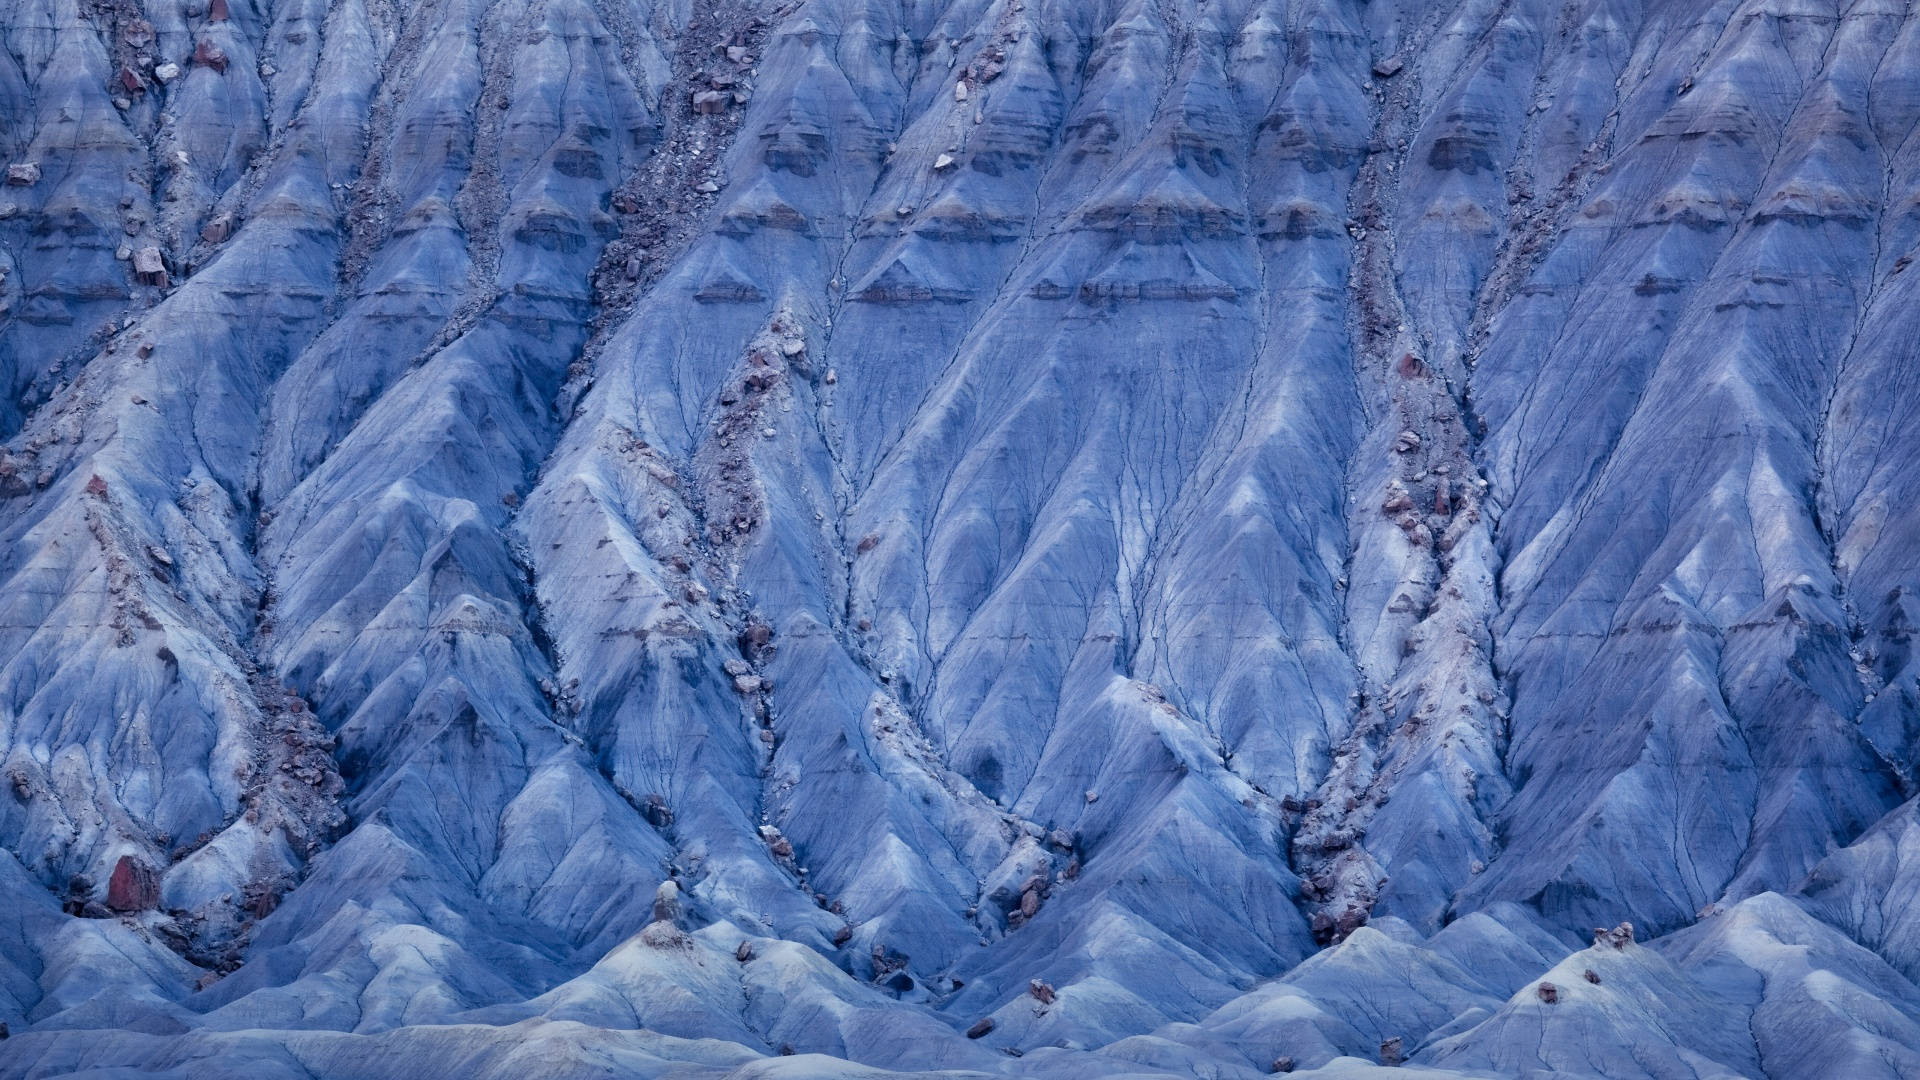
(1297, 0, 1520, 939)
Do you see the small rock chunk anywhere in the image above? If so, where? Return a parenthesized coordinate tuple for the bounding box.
(106, 855, 158, 912)
(651, 879, 681, 923)
(194, 39, 228, 73)
(1593, 921, 1635, 949)
(133, 247, 168, 287)
(201, 213, 233, 244)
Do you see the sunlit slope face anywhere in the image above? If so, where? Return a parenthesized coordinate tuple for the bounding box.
(2, 0, 1920, 1076)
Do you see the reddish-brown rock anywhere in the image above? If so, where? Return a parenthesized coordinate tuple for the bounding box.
(106, 855, 157, 912)
(133, 246, 168, 286)
(194, 39, 228, 73)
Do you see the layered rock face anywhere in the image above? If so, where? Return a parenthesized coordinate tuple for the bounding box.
(4, 0, 1920, 1075)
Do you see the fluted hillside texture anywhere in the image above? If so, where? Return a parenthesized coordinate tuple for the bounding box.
(4, 0, 1920, 1075)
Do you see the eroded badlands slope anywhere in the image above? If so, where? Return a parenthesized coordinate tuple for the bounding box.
(5, 0, 1920, 1075)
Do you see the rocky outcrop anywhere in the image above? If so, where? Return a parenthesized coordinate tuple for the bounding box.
(104, 855, 157, 912)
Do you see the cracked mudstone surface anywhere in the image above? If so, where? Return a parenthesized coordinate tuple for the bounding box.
(6, 0, 1920, 1076)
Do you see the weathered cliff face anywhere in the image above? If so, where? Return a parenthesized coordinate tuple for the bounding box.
(4, 0, 1920, 1075)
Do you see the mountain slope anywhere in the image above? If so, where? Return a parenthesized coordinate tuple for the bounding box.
(4, 0, 1920, 1075)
